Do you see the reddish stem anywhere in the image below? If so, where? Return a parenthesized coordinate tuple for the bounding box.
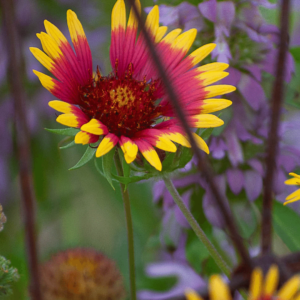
(0, 0, 42, 299)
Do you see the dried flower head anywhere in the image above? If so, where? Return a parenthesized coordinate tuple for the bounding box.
(30, 0, 235, 171)
(40, 248, 126, 300)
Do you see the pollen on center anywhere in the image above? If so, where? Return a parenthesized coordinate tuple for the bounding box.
(110, 86, 136, 108)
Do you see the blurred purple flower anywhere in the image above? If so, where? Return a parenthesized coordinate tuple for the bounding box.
(138, 262, 205, 300)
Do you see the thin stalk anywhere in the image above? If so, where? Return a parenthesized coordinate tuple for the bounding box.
(126, 0, 251, 270)
(0, 0, 42, 299)
(261, 0, 290, 254)
(114, 151, 136, 300)
(163, 177, 231, 276)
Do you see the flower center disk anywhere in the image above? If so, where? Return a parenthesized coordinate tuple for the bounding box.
(78, 67, 162, 137)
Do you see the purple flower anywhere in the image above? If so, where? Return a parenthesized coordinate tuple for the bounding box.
(138, 262, 205, 300)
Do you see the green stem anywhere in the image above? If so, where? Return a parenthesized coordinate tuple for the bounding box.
(114, 151, 136, 300)
(163, 176, 231, 277)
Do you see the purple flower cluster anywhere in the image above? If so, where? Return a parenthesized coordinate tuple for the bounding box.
(151, 0, 298, 204)
(141, 0, 300, 296)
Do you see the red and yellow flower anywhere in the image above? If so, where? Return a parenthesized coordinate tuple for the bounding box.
(30, 0, 235, 171)
(284, 173, 300, 205)
(186, 265, 300, 300)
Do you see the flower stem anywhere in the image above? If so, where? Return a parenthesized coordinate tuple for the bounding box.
(114, 151, 136, 300)
(163, 176, 231, 277)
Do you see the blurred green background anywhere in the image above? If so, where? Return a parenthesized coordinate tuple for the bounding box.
(0, 0, 162, 298)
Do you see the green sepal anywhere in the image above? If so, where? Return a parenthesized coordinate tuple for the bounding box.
(101, 148, 116, 190)
(94, 157, 104, 176)
(161, 152, 177, 172)
(112, 173, 152, 184)
(59, 140, 76, 149)
(200, 127, 215, 141)
(69, 146, 97, 170)
(117, 149, 131, 190)
(176, 146, 193, 169)
(45, 128, 80, 136)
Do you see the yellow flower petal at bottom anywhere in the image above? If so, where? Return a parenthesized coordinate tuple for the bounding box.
(56, 114, 80, 128)
(289, 172, 300, 179)
(165, 132, 191, 148)
(249, 268, 263, 300)
(277, 276, 300, 300)
(285, 178, 300, 185)
(263, 265, 279, 297)
(185, 289, 204, 300)
(74, 131, 92, 145)
(96, 136, 116, 158)
(155, 136, 177, 152)
(81, 119, 107, 135)
(141, 148, 162, 171)
(209, 275, 231, 300)
(284, 189, 300, 205)
(121, 141, 138, 164)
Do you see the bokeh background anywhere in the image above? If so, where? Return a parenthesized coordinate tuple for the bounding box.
(1, 0, 300, 299)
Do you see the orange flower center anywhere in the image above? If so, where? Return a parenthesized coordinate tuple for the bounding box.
(78, 64, 162, 137)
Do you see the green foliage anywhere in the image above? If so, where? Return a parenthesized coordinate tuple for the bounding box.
(0, 256, 19, 296)
(273, 200, 300, 251)
(45, 128, 80, 136)
(69, 146, 97, 170)
(290, 47, 300, 62)
(59, 140, 76, 149)
(110, 127, 215, 187)
(94, 148, 116, 190)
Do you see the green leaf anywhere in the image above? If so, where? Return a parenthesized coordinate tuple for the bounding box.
(290, 47, 300, 62)
(162, 152, 177, 171)
(45, 128, 80, 136)
(201, 127, 214, 141)
(117, 149, 131, 190)
(118, 149, 130, 178)
(59, 140, 76, 149)
(232, 202, 257, 239)
(102, 148, 116, 190)
(273, 200, 300, 251)
(69, 146, 96, 170)
(112, 173, 152, 184)
(177, 147, 193, 169)
(94, 158, 104, 176)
